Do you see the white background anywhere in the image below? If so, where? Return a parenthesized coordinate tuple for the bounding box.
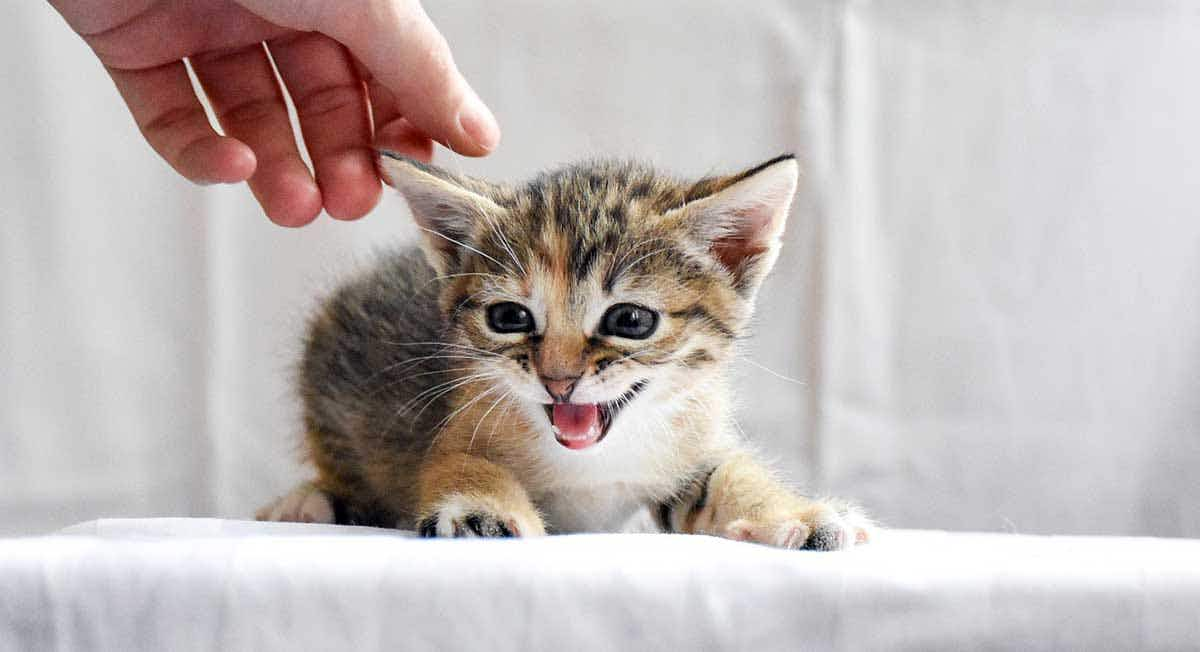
(2, 1, 1197, 537)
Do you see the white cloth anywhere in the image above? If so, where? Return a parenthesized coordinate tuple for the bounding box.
(2, 2, 1200, 537)
(1, 519, 1197, 651)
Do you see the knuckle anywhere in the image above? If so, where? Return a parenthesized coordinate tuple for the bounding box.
(294, 83, 364, 120)
(219, 97, 282, 128)
(141, 106, 206, 139)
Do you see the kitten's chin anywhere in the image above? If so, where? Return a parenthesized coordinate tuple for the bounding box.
(543, 381, 648, 450)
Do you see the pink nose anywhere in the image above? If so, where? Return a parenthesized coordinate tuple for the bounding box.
(542, 377, 578, 402)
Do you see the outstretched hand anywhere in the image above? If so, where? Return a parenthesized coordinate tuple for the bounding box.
(50, 0, 500, 226)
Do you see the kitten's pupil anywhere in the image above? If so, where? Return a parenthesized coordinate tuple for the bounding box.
(601, 304, 658, 340)
(487, 302, 535, 333)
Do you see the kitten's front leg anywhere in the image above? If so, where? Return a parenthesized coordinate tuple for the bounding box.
(416, 452, 546, 538)
(658, 453, 875, 550)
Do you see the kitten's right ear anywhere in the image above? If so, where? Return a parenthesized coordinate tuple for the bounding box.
(377, 152, 503, 274)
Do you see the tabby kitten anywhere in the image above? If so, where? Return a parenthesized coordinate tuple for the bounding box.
(258, 152, 873, 550)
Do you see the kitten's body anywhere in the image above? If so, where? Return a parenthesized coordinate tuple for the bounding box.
(261, 155, 872, 549)
(297, 246, 728, 531)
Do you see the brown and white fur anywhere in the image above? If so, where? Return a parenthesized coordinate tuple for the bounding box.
(258, 152, 873, 550)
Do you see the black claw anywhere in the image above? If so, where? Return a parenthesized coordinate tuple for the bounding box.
(803, 524, 844, 551)
(419, 512, 519, 539)
(657, 502, 674, 533)
(329, 494, 351, 525)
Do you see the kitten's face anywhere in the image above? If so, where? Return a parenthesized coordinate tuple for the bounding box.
(382, 156, 798, 451)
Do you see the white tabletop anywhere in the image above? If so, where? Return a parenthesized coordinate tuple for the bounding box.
(2, 519, 1197, 651)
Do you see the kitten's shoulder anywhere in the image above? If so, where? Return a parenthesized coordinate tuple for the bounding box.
(302, 246, 442, 383)
(321, 246, 439, 313)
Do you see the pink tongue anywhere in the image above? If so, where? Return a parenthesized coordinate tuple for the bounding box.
(551, 403, 602, 450)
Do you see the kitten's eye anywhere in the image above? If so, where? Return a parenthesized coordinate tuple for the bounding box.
(486, 302, 535, 334)
(600, 303, 659, 339)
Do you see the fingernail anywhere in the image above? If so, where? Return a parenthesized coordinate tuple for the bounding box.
(458, 91, 501, 153)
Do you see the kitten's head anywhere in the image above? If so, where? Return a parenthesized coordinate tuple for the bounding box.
(380, 154, 798, 452)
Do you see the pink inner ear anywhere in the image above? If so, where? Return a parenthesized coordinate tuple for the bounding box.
(711, 206, 772, 273)
(712, 238, 768, 273)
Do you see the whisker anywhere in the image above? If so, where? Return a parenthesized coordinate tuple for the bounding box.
(430, 384, 503, 449)
(381, 340, 508, 358)
(484, 212, 527, 276)
(467, 390, 512, 455)
(359, 353, 496, 391)
(449, 284, 500, 320)
(392, 365, 479, 381)
(738, 357, 807, 386)
(394, 376, 498, 441)
(403, 372, 501, 420)
(369, 352, 485, 378)
(611, 236, 674, 271)
(361, 364, 479, 398)
(427, 272, 505, 283)
(485, 394, 518, 457)
(379, 341, 510, 362)
(612, 244, 676, 282)
(419, 271, 506, 292)
(418, 227, 513, 274)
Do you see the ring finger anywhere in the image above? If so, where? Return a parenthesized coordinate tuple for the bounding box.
(190, 42, 322, 227)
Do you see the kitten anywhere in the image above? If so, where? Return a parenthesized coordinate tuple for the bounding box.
(257, 152, 874, 550)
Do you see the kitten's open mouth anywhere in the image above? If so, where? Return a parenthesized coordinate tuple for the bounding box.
(543, 381, 648, 450)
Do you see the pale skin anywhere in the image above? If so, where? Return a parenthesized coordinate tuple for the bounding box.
(49, 0, 500, 226)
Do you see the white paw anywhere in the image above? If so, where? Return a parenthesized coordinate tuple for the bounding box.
(417, 495, 544, 538)
(255, 483, 335, 524)
(724, 501, 876, 551)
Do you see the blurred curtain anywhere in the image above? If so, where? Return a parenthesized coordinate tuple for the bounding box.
(2, 0, 1198, 536)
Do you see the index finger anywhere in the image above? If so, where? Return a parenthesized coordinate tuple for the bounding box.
(107, 61, 257, 185)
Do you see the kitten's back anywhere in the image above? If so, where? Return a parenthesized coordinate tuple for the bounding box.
(300, 246, 449, 525)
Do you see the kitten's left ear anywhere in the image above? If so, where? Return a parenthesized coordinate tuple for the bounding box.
(670, 154, 799, 297)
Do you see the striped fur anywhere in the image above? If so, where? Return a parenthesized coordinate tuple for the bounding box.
(262, 154, 874, 550)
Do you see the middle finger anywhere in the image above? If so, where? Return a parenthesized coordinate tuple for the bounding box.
(191, 42, 321, 226)
(269, 32, 379, 221)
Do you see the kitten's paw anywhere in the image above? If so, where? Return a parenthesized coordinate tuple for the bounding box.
(416, 494, 545, 538)
(255, 482, 335, 524)
(724, 501, 875, 551)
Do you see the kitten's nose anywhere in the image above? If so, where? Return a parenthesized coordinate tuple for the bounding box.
(542, 376, 579, 403)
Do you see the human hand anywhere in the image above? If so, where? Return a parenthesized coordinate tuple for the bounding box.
(50, 0, 500, 226)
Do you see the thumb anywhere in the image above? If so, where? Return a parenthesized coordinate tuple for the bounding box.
(236, 0, 500, 156)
